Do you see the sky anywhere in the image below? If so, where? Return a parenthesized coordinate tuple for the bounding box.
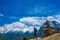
(0, 0, 60, 33)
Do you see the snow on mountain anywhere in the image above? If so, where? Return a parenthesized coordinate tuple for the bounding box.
(0, 14, 60, 35)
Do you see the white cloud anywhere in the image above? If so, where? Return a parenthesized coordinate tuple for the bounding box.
(0, 27, 5, 33)
(0, 14, 4, 17)
(27, 26, 34, 33)
(47, 14, 60, 24)
(55, 15, 60, 23)
(0, 17, 46, 33)
(20, 17, 46, 32)
(23, 27, 28, 33)
(20, 17, 46, 26)
(47, 16, 54, 21)
(13, 28, 22, 32)
(0, 14, 60, 33)
(23, 26, 34, 33)
(4, 22, 27, 33)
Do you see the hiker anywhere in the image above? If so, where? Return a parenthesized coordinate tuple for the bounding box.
(34, 27, 37, 40)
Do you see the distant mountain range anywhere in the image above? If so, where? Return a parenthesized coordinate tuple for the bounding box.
(0, 20, 60, 40)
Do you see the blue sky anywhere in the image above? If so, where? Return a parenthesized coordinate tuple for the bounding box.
(0, 0, 60, 25)
(0, 0, 60, 33)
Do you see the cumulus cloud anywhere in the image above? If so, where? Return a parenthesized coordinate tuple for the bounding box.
(20, 17, 46, 30)
(20, 17, 46, 26)
(0, 27, 5, 33)
(4, 22, 27, 33)
(47, 16, 54, 21)
(0, 14, 60, 33)
(47, 14, 60, 23)
(0, 21, 35, 33)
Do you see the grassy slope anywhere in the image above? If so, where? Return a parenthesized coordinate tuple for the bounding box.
(29, 33, 60, 40)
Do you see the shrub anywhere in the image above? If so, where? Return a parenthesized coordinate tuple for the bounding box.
(23, 36, 28, 40)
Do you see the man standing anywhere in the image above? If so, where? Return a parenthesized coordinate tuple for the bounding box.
(34, 27, 37, 40)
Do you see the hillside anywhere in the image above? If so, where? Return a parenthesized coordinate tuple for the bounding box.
(30, 33, 60, 40)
